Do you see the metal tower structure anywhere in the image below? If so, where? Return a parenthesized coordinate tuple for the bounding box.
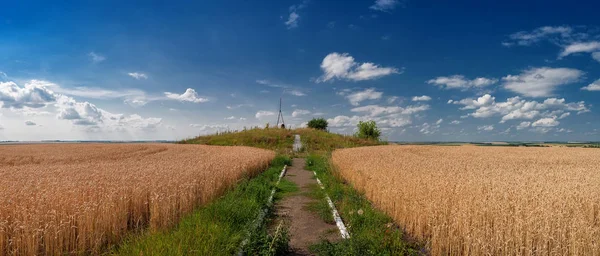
(276, 97, 285, 128)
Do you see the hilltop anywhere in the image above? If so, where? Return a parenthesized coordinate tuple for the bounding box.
(180, 127, 383, 154)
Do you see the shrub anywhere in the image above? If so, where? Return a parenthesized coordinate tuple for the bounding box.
(307, 118, 328, 130)
(355, 121, 381, 141)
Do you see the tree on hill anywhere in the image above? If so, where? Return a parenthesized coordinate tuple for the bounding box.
(307, 118, 328, 130)
(355, 120, 381, 141)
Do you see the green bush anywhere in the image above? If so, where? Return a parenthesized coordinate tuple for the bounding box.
(307, 118, 328, 130)
(355, 121, 381, 141)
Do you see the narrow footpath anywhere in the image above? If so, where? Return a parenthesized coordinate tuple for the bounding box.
(275, 158, 340, 255)
(273, 135, 340, 255)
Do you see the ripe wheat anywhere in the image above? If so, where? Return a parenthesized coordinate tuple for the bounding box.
(0, 144, 274, 255)
(332, 145, 600, 255)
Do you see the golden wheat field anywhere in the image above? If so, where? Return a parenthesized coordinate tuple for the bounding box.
(333, 145, 600, 255)
(0, 143, 274, 255)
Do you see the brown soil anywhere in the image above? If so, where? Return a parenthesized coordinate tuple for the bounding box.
(275, 158, 340, 255)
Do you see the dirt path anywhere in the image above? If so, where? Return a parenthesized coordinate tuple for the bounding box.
(275, 158, 339, 255)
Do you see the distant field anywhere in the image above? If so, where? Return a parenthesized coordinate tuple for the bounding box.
(333, 145, 600, 255)
(0, 144, 274, 255)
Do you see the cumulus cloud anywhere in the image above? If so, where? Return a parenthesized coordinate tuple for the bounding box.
(450, 120, 461, 125)
(427, 75, 498, 90)
(559, 41, 600, 58)
(478, 125, 494, 131)
(412, 95, 431, 101)
(55, 95, 162, 130)
(532, 117, 559, 127)
(502, 67, 583, 97)
(127, 72, 148, 80)
(328, 99, 429, 132)
(370, 0, 401, 12)
(344, 88, 383, 106)
(164, 88, 209, 103)
(0, 80, 164, 133)
(25, 120, 36, 126)
(516, 121, 531, 130)
(88, 52, 106, 63)
(387, 96, 399, 104)
(436, 119, 443, 125)
(224, 116, 236, 120)
(316, 53, 400, 82)
(292, 109, 311, 117)
(0, 81, 56, 109)
(581, 79, 600, 91)
(450, 94, 589, 124)
(255, 111, 276, 119)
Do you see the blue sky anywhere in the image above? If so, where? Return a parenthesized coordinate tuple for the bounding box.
(1, 0, 599, 141)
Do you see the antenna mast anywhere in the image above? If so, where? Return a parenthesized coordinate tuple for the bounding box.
(276, 97, 285, 128)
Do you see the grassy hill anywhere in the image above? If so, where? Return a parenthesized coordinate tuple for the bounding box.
(180, 127, 383, 154)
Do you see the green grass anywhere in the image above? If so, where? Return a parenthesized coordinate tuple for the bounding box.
(304, 183, 335, 224)
(305, 154, 421, 256)
(112, 156, 292, 256)
(180, 128, 383, 154)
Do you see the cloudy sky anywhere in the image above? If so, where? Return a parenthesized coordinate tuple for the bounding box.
(1, 1, 599, 141)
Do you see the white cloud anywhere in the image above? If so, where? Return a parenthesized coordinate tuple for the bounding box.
(257, 79, 305, 96)
(255, 111, 276, 119)
(451, 94, 589, 123)
(127, 72, 148, 80)
(284, 1, 308, 29)
(0, 81, 56, 109)
(285, 12, 300, 29)
(581, 79, 600, 91)
(286, 89, 306, 96)
(316, 53, 400, 82)
(435, 119, 443, 125)
(227, 104, 253, 109)
(224, 116, 236, 120)
(532, 117, 559, 127)
(559, 41, 600, 58)
(345, 88, 383, 106)
(370, 0, 400, 12)
(516, 121, 531, 130)
(387, 96, 399, 104)
(427, 75, 498, 90)
(55, 94, 161, 130)
(420, 122, 441, 135)
(25, 120, 36, 126)
(189, 124, 229, 131)
(164, 88, 209, 103)
(450, 120, 461, 125)
(292, 109, 311, 117)
(502, 67, 583, 97)
(88, 52, 106, 63)
(478, 125, 494, 131)
(593, 52, 600, 62)
(412, 95, 431, 101)
(503, 26, 573, 46)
